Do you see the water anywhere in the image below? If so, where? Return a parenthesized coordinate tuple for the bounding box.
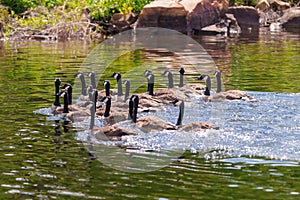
(1, 29, 300, 199)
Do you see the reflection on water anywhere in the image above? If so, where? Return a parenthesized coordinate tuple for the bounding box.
(0, 29, 300, 199)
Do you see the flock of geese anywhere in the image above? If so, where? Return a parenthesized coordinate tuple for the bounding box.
(51, 67, 257, 141)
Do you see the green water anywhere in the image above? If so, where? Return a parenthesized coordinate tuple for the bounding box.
(0, 30, 300, 199)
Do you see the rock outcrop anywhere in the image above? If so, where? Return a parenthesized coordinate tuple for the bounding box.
(136, 0, 228, 34)
(227, 6, 260, 33)
(279, 7, 300, 30)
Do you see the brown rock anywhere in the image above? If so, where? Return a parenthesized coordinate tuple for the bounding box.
(279, 7, 300, 31)
(110, 12, 138, 31)
(136, 0, 228, 34)
(228, 6, 260, 33)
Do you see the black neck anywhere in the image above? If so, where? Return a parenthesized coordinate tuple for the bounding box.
(105, 82, 110, 97)
(148, 74, 154, 96)
(55, 78, 60, 94)
(124, 81, 130, 102)
(129, 95, 139, 123)
(216, 73, 222, 93)
(176, 101, 184, 126)
(53, 93, 61, 106)
(90, 73, 96, 89)
(168, 73, 174, 88)
(117, 77, 123, 96)
(67, 85, 72, 105)
(90, 103, 95, 129)
(63, 92, 69, 113)
(104, 97, 111, 117)
(204, 87, 210, 96)
(179, 74, 184, 87)
(80, 75, 87, 96)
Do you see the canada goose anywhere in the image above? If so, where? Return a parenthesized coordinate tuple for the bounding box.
(75, 72, 87, 96)
(197, 71, 257, 102)
(172, 99, 219, 131)
(95, 96, 128, 124)
(97, 80, 111, 100)
(130, 95, 177, 132)
(90, 102, 136, 141)
(56, 91, 91, 122)
(196, 74, 211, 96)
(178, 66, 206, 95)
(53, 78, 61, 106)
(110, 72, 123, 96)
(88, 71, 97, 89)
(60, 83, 72, 105)
(131, 95, 218, 132)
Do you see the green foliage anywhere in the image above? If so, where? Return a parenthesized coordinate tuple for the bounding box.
(83, 0, 153, 21)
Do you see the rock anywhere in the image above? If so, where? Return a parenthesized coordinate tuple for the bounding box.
(136, 0, 188, 33)
(110, 12, 138, 31)
(279, 7, 300, 31)
(228, 6, 260, 33)
(136, 0, 228, 34)
(200, 13, 241, 36)
(269, 0, 291, 11)
(180, 0, 228, 34)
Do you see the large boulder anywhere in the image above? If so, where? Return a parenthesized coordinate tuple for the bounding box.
(227, 6, 260, 33)
(136, 0, 188, 33)
(136, 0, 228, 34)
(279, 7, 300, 31)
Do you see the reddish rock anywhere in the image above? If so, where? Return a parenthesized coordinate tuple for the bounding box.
(136, 0, 188, 33)
(136, 0, 228, 34)
(228, 6, 260, 33)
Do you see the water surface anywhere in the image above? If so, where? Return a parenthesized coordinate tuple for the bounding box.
(0, 29, 300, 199)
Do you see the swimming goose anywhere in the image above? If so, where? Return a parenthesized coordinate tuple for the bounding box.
(56, 91, 91, 122)
(95, 96, 128, 124)
(90, 99, 136, 141)
(197, 71, 257, 102)
(172, 99, 219, 131)
(130, 95, 177, 132)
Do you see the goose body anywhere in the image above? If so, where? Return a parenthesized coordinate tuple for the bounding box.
(197, 71, 257, 102)
(172, 99, 219, 131)
(95, 96, 128, 125)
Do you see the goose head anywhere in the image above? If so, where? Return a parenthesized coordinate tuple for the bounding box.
(144, 69, 152, 77)
(146, 73, 155, 95)
(179, 66, 185, 75)
(60, 83, 72, 105)
(110, 72, 121, 81)
(162, 70, 174, 88)
(88, 71, 96, 89)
